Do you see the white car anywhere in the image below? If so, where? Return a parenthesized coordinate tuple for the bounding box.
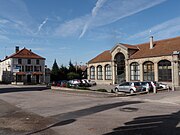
(159, 83, 169, 89)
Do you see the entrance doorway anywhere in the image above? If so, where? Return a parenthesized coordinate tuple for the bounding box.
(27, 75, 31, 83)
(115, 53, 125, 84)
(36, 75, 40, 84)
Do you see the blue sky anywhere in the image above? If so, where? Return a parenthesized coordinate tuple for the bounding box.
(0, 0, 180, 68)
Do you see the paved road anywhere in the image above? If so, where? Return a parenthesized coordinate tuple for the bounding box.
(0, 85, 179, 135)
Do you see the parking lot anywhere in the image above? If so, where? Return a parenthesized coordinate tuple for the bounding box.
(0, 85, 179, 135)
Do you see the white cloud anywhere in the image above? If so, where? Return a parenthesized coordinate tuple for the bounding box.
(128, 17, 180, 42)
(56, 0, 166, 38)
(0, 0, 35, 35)
(79, 0, 107, 38)
(80, 0, 166, 37)
(55, 15, 89, 37)
(37, 18, 48, 33)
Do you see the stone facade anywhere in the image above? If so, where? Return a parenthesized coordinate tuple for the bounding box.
(87, 37, 180, 88)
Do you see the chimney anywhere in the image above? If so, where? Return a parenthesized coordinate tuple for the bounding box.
(150, 36, 153, 49)
(15, 46, 19, 53)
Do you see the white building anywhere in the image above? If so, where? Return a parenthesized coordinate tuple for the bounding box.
(0, 46, 46, 84)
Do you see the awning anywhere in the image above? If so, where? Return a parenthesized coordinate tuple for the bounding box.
(32, 72, 43, 75)
(16, 72, 26, 75)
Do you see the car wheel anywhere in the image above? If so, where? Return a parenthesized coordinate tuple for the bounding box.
(115, 88, 119, 92)
(130, 89, 134, 94)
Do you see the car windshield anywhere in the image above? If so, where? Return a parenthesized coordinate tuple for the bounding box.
(134, 82, 141, 86)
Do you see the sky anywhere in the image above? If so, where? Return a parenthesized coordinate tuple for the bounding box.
(0, 0, 180, 68)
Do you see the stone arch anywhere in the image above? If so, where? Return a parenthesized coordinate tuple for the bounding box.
(130, 62, 140, 81)
(158, 60, 172, 81)
(143, 61, 154, 81)
(114, 53, 125, 83)
(97, 65, 103, 80)
(105, 64, 112, 80)
(90, 66, 95, 80)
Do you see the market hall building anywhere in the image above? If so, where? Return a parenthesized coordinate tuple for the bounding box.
(87, 36, 180, 89)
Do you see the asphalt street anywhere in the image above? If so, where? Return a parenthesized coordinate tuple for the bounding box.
(0, 85, 179, 135)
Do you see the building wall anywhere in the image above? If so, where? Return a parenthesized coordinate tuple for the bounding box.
(88, 61, 113, 85)
(0, 58, 12, 82)
(88, 45, 180, 87)
(0, 58, 46, 84)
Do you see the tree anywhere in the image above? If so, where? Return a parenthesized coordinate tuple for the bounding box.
(59, 65, 68, 80)
(68, 60, 76, 73)
(67, 72, 80, 80)
(51, 59, 59, 81)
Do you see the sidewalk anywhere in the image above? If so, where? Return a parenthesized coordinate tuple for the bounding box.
(0, 99, 56, 135)
(132, 90, 180, 106)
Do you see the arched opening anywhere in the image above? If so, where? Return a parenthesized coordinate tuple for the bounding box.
(114, 53, 125, 83)
(97, 65, 103, 80)
(90, 66, 95, 79)
(143, 61, 154, 81)
(130, 62, 140, 81)
(158, 60, 172, 81)
(105, 64, 112, 80)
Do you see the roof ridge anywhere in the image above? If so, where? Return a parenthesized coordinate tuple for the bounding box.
(136, 36, 180, 47)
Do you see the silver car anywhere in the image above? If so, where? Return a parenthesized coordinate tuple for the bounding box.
(114, 82, 143, 94)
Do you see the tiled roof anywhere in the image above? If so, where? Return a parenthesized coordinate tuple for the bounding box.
(130, 36, 180, 59)
(6, 48, 45, 60)
(121, 43, 138, 50)
(88, 36, 180, 64)
(88, 50, 111, 64)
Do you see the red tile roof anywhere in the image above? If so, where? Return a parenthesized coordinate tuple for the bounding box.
(6, 48, 45, 60)
(88, 36, 180, 63)
(88, 50, 111, 64)
(130, 36, 180, 59)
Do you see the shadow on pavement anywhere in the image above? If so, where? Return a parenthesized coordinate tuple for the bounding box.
(28, 101, 143, 134)
(0, 87, 48, 94)
(103, 110, 180, 135)
(50, 101, 142, 127)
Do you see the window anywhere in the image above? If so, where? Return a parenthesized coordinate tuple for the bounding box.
(27, 59, 31, 64)
(158, 60, 172, 81)
(105, 64, 112, 80)
(90, 66, 95, 79)
(143, 61, 154, 81)
(130, 62, 140, 81)
(97, 65, 103, 80)
(36, 59, 40, 65)
(18, 59, 22, 64)
(34, 66, 41, 72)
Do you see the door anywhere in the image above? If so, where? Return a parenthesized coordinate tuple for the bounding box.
(36, 75, 40, 84)
(27, 75, 31, 83)
(115, 53, 125, 84)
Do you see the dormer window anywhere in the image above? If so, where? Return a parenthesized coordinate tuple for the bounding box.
(27, 59, 31, 64)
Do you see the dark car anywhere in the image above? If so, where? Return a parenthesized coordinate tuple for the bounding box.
(141, 81, 160, 92)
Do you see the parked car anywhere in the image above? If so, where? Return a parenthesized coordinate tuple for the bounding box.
(81, 79, 91, 87)
(68, 79, 81, 87)
(141, 81, 160, 92)
(114, 82, 144, 94)
(87, 80, 96, 86)
(159, 83, 169, 89)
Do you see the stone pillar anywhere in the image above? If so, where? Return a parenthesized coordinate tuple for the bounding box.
(172, 60, 179, 90)
(139, 63, 143, 81)
(125, 60, 129, 82)
(103, 65, 106, 80)
(87, 66, 90, 80)
(112, 62, 116, 84)
(154, 62, 158, 81)
(95, 66, 98, 80)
